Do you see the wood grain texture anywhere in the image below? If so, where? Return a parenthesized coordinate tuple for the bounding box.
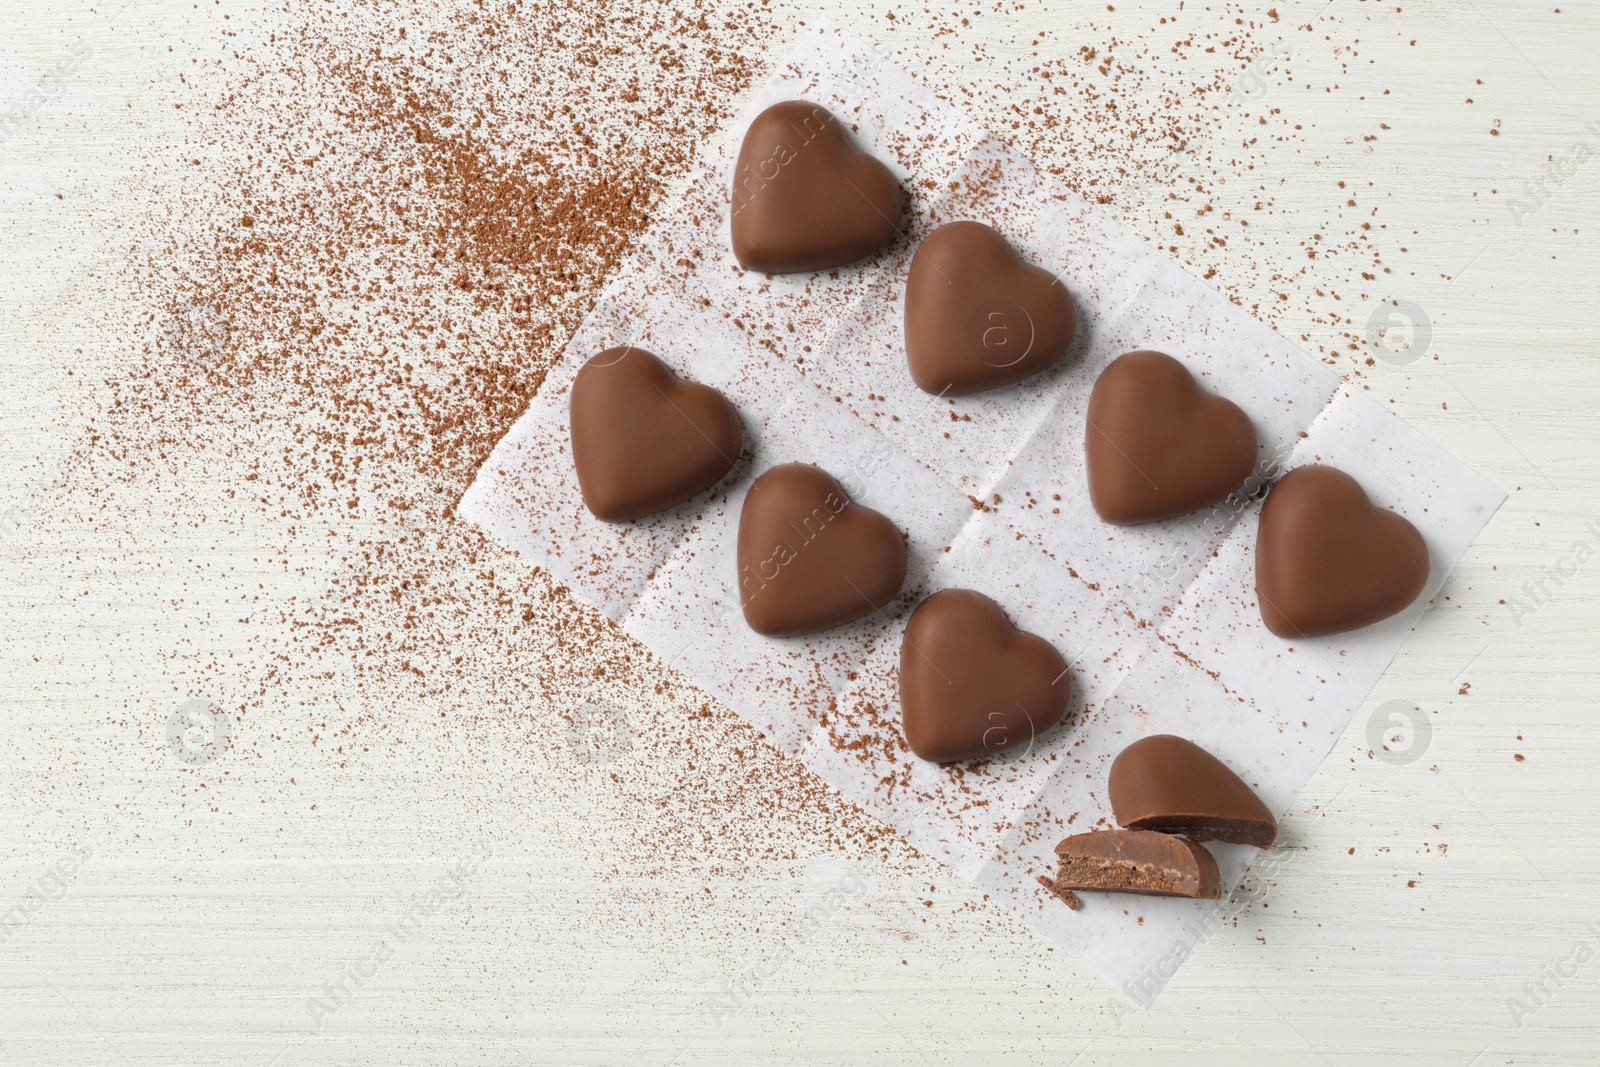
(4, 1, 1598, 1064)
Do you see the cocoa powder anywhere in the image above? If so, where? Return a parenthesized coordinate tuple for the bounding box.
(46, 0, 1399, 935)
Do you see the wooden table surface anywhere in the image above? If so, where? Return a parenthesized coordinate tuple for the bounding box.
(3, 1, 1597, 1063)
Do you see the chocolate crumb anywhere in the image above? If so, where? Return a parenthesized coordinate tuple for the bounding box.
(1036, 874, 1084, 911)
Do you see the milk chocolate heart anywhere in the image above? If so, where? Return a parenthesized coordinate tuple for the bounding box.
(1255, 464, 1430, 638)
(569, 347, 742, 522)
(1047, 829, 1221, 900)
(899, 588, 1070, 764)
(729, 100, 904, 274)
(736, 463, 907, 637)
(1084, 350, 1258, 525)
(903, 221, 1077, 396)
(1109, 735, 1277, 847)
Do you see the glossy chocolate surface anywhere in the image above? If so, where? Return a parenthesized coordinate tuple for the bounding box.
(1109, 734, 1277, 847)
(1255, 464, 1430, 638)
(899, 588, 1070, 763)
(729, 100, 903, 274)
(569, 347, 742, 522)
(1084, 350, 1258, 525)
(903, 220, 1076, 396)
(736, 463, 907, 637)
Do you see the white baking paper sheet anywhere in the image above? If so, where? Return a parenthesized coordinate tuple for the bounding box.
(459, 24, 1504, 999)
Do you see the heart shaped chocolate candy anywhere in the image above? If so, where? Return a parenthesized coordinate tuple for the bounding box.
(569, 347, 742, 523)
(1255, 464, 1430, 638)
(903, 221, 1077, 396)
(899, 588, 1070, 764)
(1109, 734, 1277, 847)
(1084, 350, 1258, 525)
(736, 463, 907, 637)
(1047, 829, 1221, 900)
(729, 100, 903, 274)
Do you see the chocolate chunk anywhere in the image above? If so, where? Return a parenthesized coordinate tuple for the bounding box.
(729, 100, 903, 274)
(1109, 734, 1277, 847)
(898, 588, 1070, 763)
(736, 463, 907, 637)
(1084, 350, 1258, 525)
(1050, 829, 1221, 900)
(1255, 464, 1430, 638)
(1035, 875, 1083, 911)
(903, 221, 1077, 396)
(569, 347, 742, 522)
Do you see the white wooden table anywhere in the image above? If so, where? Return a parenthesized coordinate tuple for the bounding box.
(3, 1, 1597, 1063)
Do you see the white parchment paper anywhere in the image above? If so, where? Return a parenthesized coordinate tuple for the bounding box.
(459, 25, 1505, 998)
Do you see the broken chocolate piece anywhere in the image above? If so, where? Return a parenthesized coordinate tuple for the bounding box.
(898, 588, 1070, 764)
(1050, 829, 1221, 900)
(569, 347, 743, 522)
(1255, 464, 1430, 638)
(729, 100, 904, 274)
(903, 220, 1077, 396)
(1035, 875, 1083, 911)
(1109, 734, 1277, 847)
(1084, 350, 1258, 525)
(736, 462, 907, 637)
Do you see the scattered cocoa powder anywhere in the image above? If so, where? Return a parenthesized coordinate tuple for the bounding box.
(66, 0, 922, 876)
(24, 0, 1409, 956)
